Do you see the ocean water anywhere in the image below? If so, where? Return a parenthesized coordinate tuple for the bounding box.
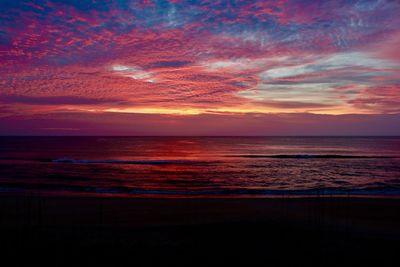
(0, 136, 400, 197)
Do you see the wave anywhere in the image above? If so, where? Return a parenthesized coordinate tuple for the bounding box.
(3, 184, 399, 197)
(229, 154, 399, 159)
(125, 187, 400, 196)
(51, 158, 206, 165)
(1, 155, 398, 164)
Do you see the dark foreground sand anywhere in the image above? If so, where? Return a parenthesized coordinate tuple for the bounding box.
(0, 195, 399, 266)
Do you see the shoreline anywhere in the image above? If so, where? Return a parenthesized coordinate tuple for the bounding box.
(2, 191, 400, 199)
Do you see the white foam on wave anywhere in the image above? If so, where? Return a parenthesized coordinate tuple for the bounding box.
(52, 158, 201, 165)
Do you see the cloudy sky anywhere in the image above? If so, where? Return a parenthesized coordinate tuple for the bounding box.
(1, 0, 400, 135)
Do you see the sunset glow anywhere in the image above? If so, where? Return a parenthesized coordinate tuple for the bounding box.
(1, 0, 400, 135)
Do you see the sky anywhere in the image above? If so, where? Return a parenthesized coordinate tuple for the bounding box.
(0, 0, 400, 135)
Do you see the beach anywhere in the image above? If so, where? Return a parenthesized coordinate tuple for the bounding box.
(0, 195, 399, 266)
(1, 137, 399, 266)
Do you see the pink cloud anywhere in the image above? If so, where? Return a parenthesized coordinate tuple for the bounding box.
(0, 0, 399, 135)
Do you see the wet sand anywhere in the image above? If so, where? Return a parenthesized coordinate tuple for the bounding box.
(0, 195, 399, 266)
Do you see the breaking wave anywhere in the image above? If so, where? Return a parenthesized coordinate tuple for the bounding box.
(230, 154, 399, 159)
(51, 158, 207, 165)
(1, 185, 399, 197)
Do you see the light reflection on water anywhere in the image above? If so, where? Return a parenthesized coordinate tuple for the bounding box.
(0, 137, 400, 197)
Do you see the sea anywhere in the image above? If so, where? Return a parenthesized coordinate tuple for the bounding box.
(1, 136, 399, 198)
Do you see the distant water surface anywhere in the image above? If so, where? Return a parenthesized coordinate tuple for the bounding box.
(1, 137, 400, 197)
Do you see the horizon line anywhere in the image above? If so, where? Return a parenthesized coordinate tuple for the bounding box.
(1, 135, 400, 138)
